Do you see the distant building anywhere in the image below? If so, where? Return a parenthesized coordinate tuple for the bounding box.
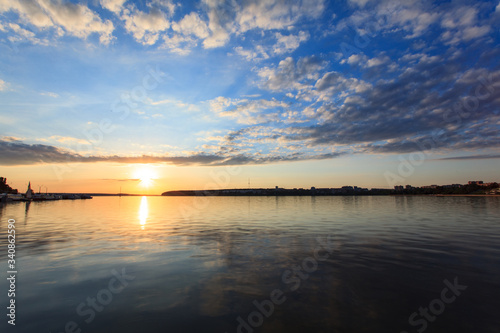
(443, 184, 463, 188)
(468, 181, 483, 185)
(479, 182, 497, 187)
(394, 185, 404, 191)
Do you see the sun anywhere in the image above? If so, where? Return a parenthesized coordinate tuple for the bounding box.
(133, 166, 157, 188)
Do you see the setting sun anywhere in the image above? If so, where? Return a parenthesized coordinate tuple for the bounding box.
(133, 166, 157, 188)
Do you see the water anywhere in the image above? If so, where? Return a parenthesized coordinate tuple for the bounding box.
(0, 196, 499, 333)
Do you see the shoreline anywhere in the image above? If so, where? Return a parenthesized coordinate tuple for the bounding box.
(432, 194, 500, 197)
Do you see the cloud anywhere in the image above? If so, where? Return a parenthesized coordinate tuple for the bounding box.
(202, 0, 324, 48)
(210, 97, 289, 125)
(337, 2, 492, 45)
(1, 136, 24, 141)
(258, 55, 371, 102)
(0, 79, 6, 91)
(336, 1, 443, 39)
(341, 53, 392, 70)
(0, 138, 346, 166)
(253, 48, 500, 156)
(234, 45, 269, 61)
(440, 6, 491, 45)
(40, 91, 59, 97)
(7, 23, 49, 45)
(100, 0, 127, 14)
(309, 60, 500, 151)
(258, 56, 326, 92)
(161, 33, 196, 54)
(48, 135, 90, 145)
(435, 154, 500, 161)
(0, 0, 114, 44)
(0, 0, 53, 28)
(1, 0, 325, 52)
(121, 5, 170, 45)
(35, 0, 114, 45)
(155, 12, 210, 53)
(314, 71, 371, 100)
(172, 12, 209, 39)
(201, 0, 234, 48)
(348, 0, 372, 8)
(235, 0, 325, 32)
(273, 31, 309, 55)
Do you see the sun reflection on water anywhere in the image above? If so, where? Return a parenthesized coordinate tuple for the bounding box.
(139, 196, 148, 229)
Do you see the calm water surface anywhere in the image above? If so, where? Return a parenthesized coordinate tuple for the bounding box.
(1, 196, 499, 333)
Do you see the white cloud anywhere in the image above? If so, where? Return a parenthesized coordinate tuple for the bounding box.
(234, 45, 269, 61)
(7, 23, 49, 45)
(337, 1, 439, 39)
(236, 0, 324, 33)
(440, 6, 491, 45)
(203, 0, 324, 49)
(162, 33, 196, 54)
(0, 0, 114, 44)
(148, 97, 200, 112)
(0, 0, 53, 28)
(441, 6, 478, 29)
(348, 0, 372, 8)
(209, 96, 233, 114)
(40, 91, 59, 97)
(315, 71, 371, 101)
(100, 0, 127, 14)
(202, 1, 232, 49)
(341, 53, 388, 68)
(121, 6, 170, 45)
(461, 25, 491, 41)
(172, 12, 209, 39)
(366, 55, 390, 67)
(210, 97, 289, 125)
(273, 31, 309, 55)
(37, 0, 114, 44)
(497, 2, 500, 12)
(258, 56, 326, 92)
(0, 79, 6, 91)
(342, 53, 368, 65)
(48, 135, 90, 145)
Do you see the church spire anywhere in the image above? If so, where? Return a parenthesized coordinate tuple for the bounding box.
(26, 181, 32, 199)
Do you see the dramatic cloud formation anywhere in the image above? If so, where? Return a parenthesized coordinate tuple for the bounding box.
(0, 138, 346, 166)
(1, 0, 499, 172)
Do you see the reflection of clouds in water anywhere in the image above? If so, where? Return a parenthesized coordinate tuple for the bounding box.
(192, 233, 345, 321)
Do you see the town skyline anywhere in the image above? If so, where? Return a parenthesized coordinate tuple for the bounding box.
(1, 175, 498, 196)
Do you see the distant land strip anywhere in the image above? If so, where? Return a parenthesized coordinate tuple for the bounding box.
(162, 183, 500, 197)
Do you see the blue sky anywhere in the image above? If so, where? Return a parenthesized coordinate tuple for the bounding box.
(0, 0, 499, 192)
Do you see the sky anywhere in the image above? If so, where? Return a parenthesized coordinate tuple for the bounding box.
(0, 0, 499, 194)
